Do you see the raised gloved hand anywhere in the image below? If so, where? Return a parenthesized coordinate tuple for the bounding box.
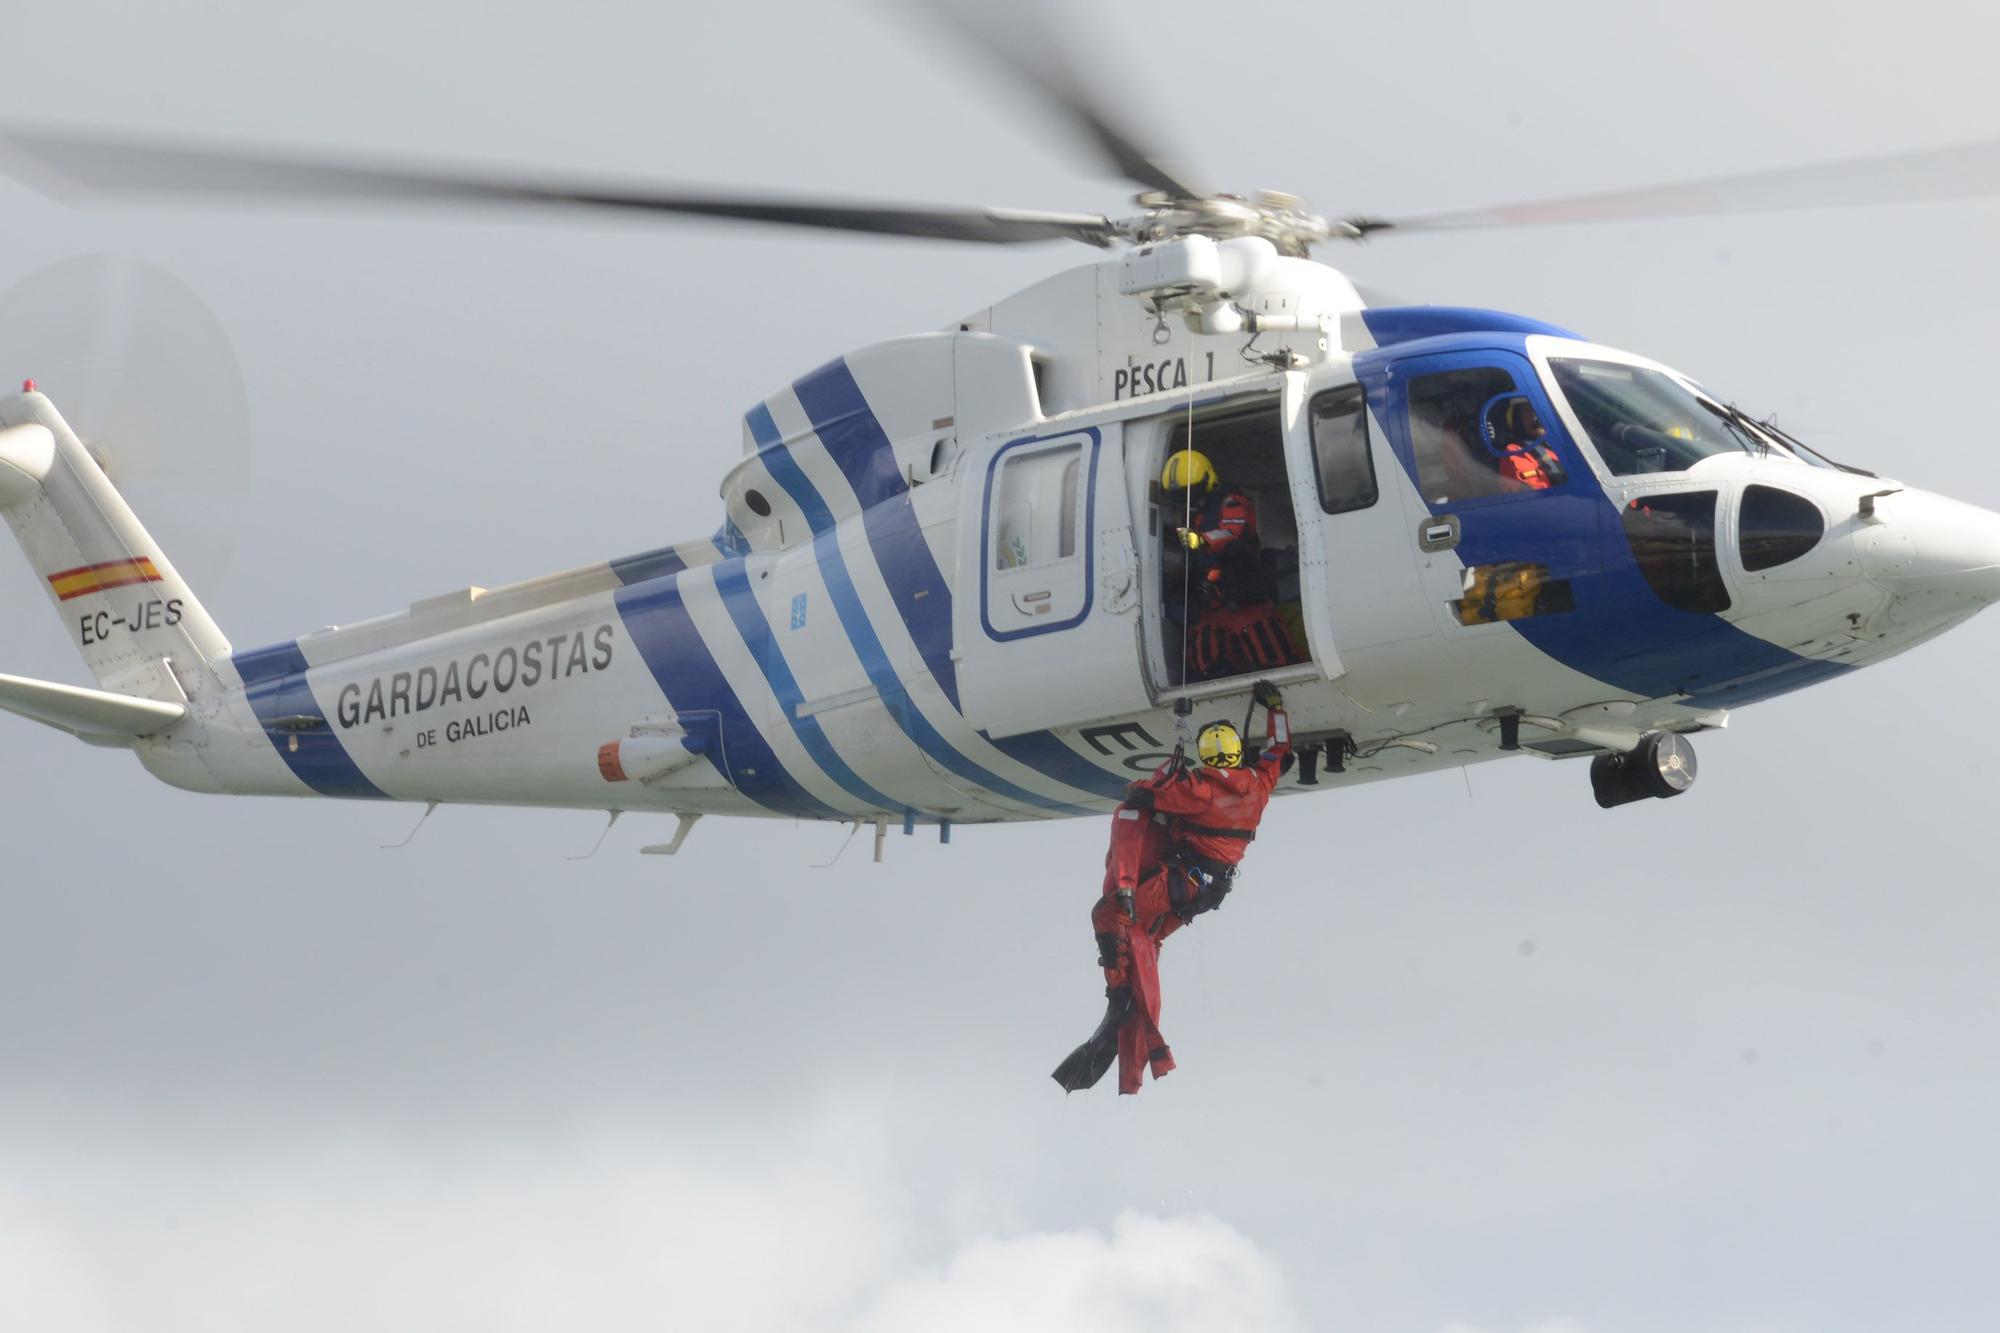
(1252, 679, 1284, 710)
(1176, 527, 1204, 550)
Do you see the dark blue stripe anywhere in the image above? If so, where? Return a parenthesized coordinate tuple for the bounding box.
(774, 375, 1129, 802)
(232, 641, 390, 800)
(610, 545, 688, 586)
(611, 573, 838, 818)
(792, 362, 960, 699)
(711, 559, 899, 812)
(755, 431, 1097, 816)
(782, 365, 912, 510)
(1359, 306, 1581, 348)
(744, 403, 785, 465)
(1353, 339, 1852, 704)
(978, 725, 1129, 802)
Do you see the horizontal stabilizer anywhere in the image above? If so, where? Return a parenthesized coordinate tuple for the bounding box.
(0, 671, 186, 742)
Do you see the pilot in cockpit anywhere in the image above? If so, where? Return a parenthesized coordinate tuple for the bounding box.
(1483, 396, 1567, 492)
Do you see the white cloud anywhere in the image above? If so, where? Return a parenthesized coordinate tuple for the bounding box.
(0, 1106, 904, 1333)
(0, 1107, 1300, 1333)
(1437, 1321, 1594, 1333)
(854, 1210, 1301, 1333)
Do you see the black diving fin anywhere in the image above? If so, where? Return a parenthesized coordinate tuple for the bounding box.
(1051, 988, 1134, 1092)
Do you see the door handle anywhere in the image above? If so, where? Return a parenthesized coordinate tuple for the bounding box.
(1418, 515, 1461, 552)
(1012, 590, 1055, 616)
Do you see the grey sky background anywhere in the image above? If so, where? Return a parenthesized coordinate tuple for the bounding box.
(2, 2, 1998, 1330)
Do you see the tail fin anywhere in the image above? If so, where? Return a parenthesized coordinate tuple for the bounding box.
(0, 388, 229, 703)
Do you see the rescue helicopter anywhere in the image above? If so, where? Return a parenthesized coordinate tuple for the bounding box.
(3, 12, 1999, 860)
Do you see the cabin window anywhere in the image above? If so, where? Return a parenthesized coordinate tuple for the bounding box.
(993, 442, 1081, 570)
(1739, 485, 1824, 571)
(1548, 359, 1760, 477)
(1308, 386, 1378, 514)
(1408, 367, 1568, 504)
(1622, 490, 1730, 613)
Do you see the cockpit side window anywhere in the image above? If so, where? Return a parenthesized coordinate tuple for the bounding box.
(1548, 359, 1759, 477)
(1621, 490, 1730, 613)
(1308, 385, 1379, 514)
(1408, 367, 1568, 505)
(1739, 485, 1825, 571)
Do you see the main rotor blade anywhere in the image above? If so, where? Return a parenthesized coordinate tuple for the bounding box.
(0, 130, 1122, 247)
(899, 0, 1205, 201)
(1348, 137, 2000, 235)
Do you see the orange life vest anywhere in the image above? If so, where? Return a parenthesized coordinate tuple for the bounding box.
(1501, 444, 1552, 490)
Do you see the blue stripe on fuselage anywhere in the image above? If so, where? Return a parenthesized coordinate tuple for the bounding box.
(233, 641, 390, 799)
(774, 370, 1129, 802)
(790, 362, 959, 697)
(1360, 307, 1581, 348)
(1353, 334, 1852, 702)
(749, 398, 1103, 814)
(710, 558, 899, 812)
(612, 571, 839, 818)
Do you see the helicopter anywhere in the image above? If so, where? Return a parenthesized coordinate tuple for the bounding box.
(3, 12, 1999, 859)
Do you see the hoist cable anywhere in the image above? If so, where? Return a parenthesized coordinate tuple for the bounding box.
(1179, 382, 1196, 697)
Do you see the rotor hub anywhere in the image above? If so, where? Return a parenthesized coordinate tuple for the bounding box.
(1121, 192, 1333, 257)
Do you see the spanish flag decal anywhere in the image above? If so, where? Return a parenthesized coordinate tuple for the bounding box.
(48, 556, 163, 601)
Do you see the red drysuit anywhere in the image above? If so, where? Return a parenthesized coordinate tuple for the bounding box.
(1063, 705, 1292, 1095)
(1142, 704, 1291, 867)
(1088, 777, 1180, 1094)
(1189, 487, 1259, 574)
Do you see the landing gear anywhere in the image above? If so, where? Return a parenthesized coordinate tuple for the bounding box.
(1590, 731, 1697, 809)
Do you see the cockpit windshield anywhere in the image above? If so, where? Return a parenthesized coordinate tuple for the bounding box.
(1547, 358, 1777, 477)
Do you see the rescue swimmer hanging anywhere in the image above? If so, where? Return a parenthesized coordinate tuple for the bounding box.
(1053, 680, 1291, 1095)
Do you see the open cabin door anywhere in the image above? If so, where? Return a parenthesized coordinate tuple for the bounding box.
(1279, 375, 1350, 684)
(953, 424, 1151, 737)
(1284, 371, 1453, 693)
(1133, 380, 1344, 697)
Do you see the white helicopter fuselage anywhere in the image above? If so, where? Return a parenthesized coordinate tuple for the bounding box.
(5, 237, 1997, 831)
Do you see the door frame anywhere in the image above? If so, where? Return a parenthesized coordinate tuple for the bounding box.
(976, 426, 1102, 643)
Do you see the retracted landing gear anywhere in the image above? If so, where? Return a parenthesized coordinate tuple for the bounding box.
(1590, 731, 1697, 809)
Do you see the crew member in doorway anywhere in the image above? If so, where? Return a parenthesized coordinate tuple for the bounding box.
(1160, 450, 1299, 681)
(1166, 447, 1262, 604)
(1053, 681, 1293, 1096)
(1485, 396, 1565, 491)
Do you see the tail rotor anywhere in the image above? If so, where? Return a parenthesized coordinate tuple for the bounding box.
(0, 254, 252, 592)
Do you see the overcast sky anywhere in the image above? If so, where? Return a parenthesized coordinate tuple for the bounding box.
(2, 2, 1999, 1330)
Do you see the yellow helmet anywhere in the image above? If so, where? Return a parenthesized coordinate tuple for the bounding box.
(1161, 449, 1218, 494)
(1197, 720, 1243, 768)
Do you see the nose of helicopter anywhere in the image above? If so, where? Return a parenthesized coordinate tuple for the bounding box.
(1859, 489, 2000, 603)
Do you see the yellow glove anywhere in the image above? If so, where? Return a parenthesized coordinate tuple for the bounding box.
(1178, 528, 1204, 551)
